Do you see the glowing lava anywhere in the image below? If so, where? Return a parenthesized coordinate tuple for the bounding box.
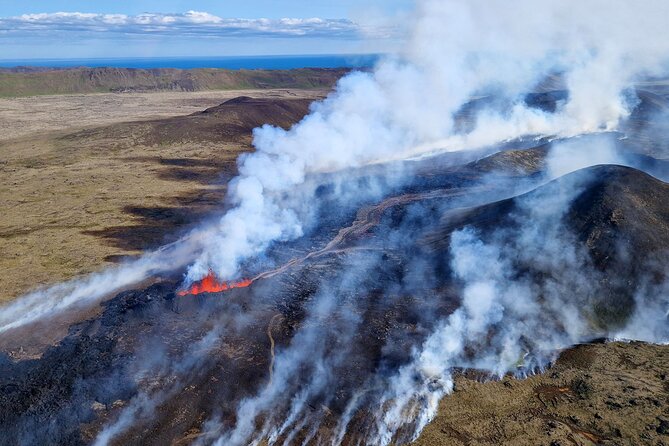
(177, 271, 253, 296)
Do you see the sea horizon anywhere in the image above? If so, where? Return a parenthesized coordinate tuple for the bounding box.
(0, 53, 381, 70)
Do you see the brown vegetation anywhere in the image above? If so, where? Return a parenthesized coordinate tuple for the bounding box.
(0, 89, 325, 303)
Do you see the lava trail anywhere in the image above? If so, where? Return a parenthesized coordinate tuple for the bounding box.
(179, 186, 480, 297)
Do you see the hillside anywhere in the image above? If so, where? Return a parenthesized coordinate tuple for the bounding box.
(416, 341, 669, 446)
(64, 96, 316, 148)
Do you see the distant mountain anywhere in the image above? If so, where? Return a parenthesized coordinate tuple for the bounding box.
(0, 67, 347, 97)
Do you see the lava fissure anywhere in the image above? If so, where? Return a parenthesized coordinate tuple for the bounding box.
(177, 271, 253, 296)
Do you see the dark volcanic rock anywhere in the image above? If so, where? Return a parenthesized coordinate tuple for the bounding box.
(421, 164, 669, 327)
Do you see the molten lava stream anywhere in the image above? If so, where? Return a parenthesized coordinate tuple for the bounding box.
(177, 271, 253, 296)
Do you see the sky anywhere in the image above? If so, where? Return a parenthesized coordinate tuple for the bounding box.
(0, 0, 412, 60)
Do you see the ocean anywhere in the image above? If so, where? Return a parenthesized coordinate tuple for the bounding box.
(0, 54, 381, 70)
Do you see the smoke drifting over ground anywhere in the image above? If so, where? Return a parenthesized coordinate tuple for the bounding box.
(181, 0, 669, 441)
(1, 1, 669, 445)
(371, 166, 663, 444)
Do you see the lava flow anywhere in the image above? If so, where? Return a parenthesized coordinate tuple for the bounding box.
(177, 271, 253, 296)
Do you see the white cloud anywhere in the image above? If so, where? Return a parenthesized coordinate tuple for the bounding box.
(0, 11, 387, 39)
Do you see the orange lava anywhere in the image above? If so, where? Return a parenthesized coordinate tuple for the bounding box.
(177, 271, 253, 296)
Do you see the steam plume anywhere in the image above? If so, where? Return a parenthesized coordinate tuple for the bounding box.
(186, 0, 669, 285)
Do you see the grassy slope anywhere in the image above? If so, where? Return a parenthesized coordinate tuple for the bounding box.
(415, 342, 669, 445)
(0, 67, 348, 97)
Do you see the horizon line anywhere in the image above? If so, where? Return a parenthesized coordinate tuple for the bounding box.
(0, 52, 384, 63)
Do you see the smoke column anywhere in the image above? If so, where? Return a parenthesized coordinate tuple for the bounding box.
(185, 0, 669, 286)
(191, 1, 669, 444)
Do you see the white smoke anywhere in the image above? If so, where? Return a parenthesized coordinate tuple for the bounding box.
(207, 255, 372, 446)
(0, 229, 212, 333)
(186, 0, 669, 285)
(614, 271, 669, 343)
(94, 325, 229, 446)
(370, 170, 595, 444)
(546, 133, 623, 178)
(2, 0, 669, 444)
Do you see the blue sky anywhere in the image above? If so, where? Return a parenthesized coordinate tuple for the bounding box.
(0, 1, 412, 60)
